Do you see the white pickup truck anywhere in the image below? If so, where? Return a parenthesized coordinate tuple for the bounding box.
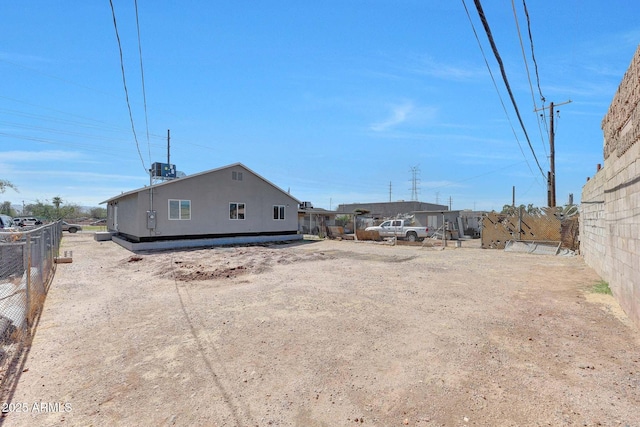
(365, 219, 428, 242)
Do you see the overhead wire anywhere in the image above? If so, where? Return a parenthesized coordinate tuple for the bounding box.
(471, 0, 546, 180)
(461, 0, 537, 179)
(0, 119, 157, 144)
(108, 0, 147, 173)
(134, 0, 152, 166)
(511, 0, 549, 163)
(522, 0, 551, 162)
(522, 0, 546, 105)
(0, 106, 166, 140)
(0, 131, 150, 160)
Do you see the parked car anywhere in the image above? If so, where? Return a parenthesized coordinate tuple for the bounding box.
(90, 219, 107, 225)
(62, 221, 83, 233)
(365, 219, 429, 242)
(14, 217, 43, 227)
(0, 214, 15, 230)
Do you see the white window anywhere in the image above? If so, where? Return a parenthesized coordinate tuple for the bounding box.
(230, 202, 245, 220)
(169, 199, 191, 220)
(273, 205, 285, 220)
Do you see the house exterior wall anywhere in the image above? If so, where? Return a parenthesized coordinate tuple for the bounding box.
(107, 164, 299, 242)
(580, 45, 640, 329)
(106, 192, 145, 237)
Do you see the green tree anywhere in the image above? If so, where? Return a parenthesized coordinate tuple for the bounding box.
(0, 201, 17, 216)
(501, 204, 521, 215)
(89, 207, 107, 219)
(25, 200, 55, 220)
(502, 204, 542, 216)
(52, 196, 63, 217)
(0, 179, 18, 194)
(59, 204, 81, 220)
(526, 204, 542, 216)
(335, 215, 351, 227)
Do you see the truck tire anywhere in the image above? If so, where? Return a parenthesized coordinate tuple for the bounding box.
(68, 227, 78, 233)
(406, 231, 417, 242)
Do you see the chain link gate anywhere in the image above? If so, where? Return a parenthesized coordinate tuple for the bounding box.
(481, 208, 579, 251)
(0, 222, 63, 391)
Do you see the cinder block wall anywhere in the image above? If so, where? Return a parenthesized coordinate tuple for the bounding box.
(580, 171, 606, 278)
(580, 45, 640, 329)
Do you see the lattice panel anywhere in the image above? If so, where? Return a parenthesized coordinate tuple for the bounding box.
(481, 212, 564, 249)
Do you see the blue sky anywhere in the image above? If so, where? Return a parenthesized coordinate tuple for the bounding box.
(1, 1, 638, 212)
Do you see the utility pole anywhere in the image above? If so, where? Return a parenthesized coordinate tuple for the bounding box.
(167, 129, 171, 165)
(389, 181, 392, 202)
(549, 102, 556, 207)
(535, 100, 571, 207)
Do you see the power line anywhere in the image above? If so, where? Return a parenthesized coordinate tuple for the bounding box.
(522, 0, 551, 162)
(0, 131, 148, 160)
(134, 0, 152, 166)
(0, 97, 168, 140)
(0, 120, 156, 144)
(108, 0, 146, 173)
(461, 0, 537, 179)
(522, 0, 545, 105)
(471, 0, 546, 180)
(422, 161, 526, 191)
(510, 0, 549, 163)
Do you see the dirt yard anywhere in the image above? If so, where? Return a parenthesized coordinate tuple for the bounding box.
(1, 233, 639, 426)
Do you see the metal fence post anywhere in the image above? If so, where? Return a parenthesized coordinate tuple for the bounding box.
(25, 233, 31, 327)
(518, 206, 523, 241)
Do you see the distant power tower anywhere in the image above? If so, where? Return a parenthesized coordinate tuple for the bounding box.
(409, 166, 420, 201)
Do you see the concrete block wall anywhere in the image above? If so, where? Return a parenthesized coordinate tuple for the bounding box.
(580, 170, 606, 278)
(581, 44, 640, 329)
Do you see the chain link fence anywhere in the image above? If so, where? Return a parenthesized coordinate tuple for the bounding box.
(481, 207, 580, 251)
(0, 222, 62, 388)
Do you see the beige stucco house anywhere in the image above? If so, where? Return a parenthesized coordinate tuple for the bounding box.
(102, 163, 302, 250)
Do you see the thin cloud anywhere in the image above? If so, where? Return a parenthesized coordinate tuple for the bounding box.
(369, 102, 438, 133)
(405, 54, 483, 82)
(0, 52, 51, 64)
(0, 150, 83, 162)
(8, 169, 143, 182)
(370, 102, 414, 132)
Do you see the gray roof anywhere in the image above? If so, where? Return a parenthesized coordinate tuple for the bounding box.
(336, 201, 448, 217)
(101, 162, 300, 205)
(298, 207, 339, 215)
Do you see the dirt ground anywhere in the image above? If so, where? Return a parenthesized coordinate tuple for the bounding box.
(1, 232, 639, 427)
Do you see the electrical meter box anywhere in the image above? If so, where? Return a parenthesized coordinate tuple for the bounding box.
(147, 210, 156, 229)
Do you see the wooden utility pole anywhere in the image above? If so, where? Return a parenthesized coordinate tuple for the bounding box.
(167, 129, 171, 165)
(549, 102, 556, 207)
(535, 100, 571, 207)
